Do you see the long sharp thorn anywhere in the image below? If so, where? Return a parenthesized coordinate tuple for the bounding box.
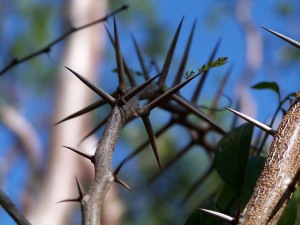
(172, 94, 226, 134)
(63, 146, 95, 163)
(126, 120, 174, 162)
(141, 115, 162, 170)
(57, 198, 79, 204)
(75, 176, 84, 199)
(114, 177, 132, 191)
(225, 107, 275, 136)
(57, 176, 85, 204)
(79, 118, 108, 145)
(262, 27, 300, 49)
(158, 17, 184, 88)
(145, 72, 201, 112)
(105, 25, 136, 87)
(172, 19, 197, 87)
(123, 73, 161, 101)
(113, 18, 126, 89)
(55, 99, 106, 125)
(65, 67, 115, 105)
(199, 209, 235, 223)
(191, 38, 222, 103)
(131, 34, 149, 80)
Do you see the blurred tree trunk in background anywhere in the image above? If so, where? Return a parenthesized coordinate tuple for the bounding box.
(26, 1, 123, 224)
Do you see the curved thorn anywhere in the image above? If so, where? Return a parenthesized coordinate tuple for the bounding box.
(62, 146, 95, 163)
(172, 19, 197, 87)
(65, 67, 115, 105)
(262, 27, 300, 49)
(158, 17, 184, 87)
(199, 208, 235, 223)
(141, 115, 162, 170)
(225, 107, 275, 136)
(55, 99, 106, 125)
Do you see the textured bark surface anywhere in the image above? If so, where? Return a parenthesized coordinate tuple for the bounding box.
(239, 92, 300, 224)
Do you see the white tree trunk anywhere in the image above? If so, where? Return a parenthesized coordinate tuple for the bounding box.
(27, 1, 110, 224)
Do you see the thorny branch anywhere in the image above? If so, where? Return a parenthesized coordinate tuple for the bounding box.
(1, 5, 230, 224)
(61, 18, 228, 224)
(0, 4, 128, 76)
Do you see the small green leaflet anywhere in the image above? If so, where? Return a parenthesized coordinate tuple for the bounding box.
(184, 57, 228, 79)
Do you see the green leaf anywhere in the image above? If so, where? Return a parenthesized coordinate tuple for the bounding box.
(215, 123, 253, 196)
(214, 183, 239, 215)
(198, 57, 228, 74)
(251, 82, 281, 99)
(277, 191, 298, 225)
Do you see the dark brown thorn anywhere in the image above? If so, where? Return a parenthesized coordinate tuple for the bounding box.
(181, 163, 214, 205)
(158, 17, 184, 88)
(57, 177, 85, 204)
(191, 38, 222, 103)
(210, 65, 233, 118)
(113, 157, 132, 190)
(141, 115, 162, 170)
(262, 27, 300, 49)
(172, 94, 226, 134)
(145, 71, 201, 112)
(105, 24, 136, 87)
(118, 95, 138, 117)
(225, 107, 275, 136)
(75, 176, 84, 199)
(233, 202, 242, 224)
(54, 99, 106, 125)
(114, 177, 132, 191)
(123, 73, 161, 101)
(62, 146, 95, 163)
(113, 18, 126, 89)
(79, 118, 108, 145)
(172, 19, 197, 87)
(199, 208, 235, 223)
(131, 34, 150, 80)
(65, 67, 116, 105)
(125, 119, 174, 162)
(149, 141, 193, 183)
